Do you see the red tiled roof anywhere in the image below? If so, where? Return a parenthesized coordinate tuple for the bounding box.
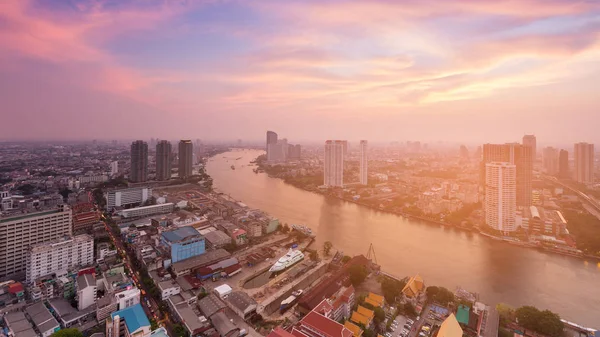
(300, 311, 353, 337)
(8, 283, 24, 294)
(268, 327, 297, 337)
(332, 297, 345, 310)
(291, 329, 310, 337)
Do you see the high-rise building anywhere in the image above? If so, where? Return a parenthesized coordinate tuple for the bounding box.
(266, 131, 278, 158)
(156, 140, 172, 181)
(558, 149, 569, 179)
(26, 234, 94, 283)
(267, 139, 288, 162)
(178, 140, 193, 179)
(574, 142, 595, 184)
(485, 162, 517, 232)
(110, 161, 119, 176)
(542, 147, 559, 175)
(288, 144, 302, 160)
(523, 134, 537, 162)
(324, 140, 344, 187)
(359, 140, 368, 185)
(0, 205, 72, 280)
(130, 140, 148, 183)
(341, 141, 349, 159)
(482, 143, 532, 206)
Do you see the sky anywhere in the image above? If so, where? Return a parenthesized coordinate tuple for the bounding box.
(0, 0, 599, 144)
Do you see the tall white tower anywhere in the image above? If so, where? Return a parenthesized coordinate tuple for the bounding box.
(324, 140, 344, 187)
(485, 162, 517, 233)
(359, 140, 368, 185)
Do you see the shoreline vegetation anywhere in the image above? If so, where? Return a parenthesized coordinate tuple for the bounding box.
(251, 154, 600, 261)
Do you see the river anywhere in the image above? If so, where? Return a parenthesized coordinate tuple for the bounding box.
(206, 149, 600, 327)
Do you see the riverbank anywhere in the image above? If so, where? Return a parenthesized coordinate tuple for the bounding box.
(257, 158, 600, 262)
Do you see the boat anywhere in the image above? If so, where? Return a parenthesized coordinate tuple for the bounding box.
(292, 289, 303, 297)
(291, 224, 313, 236)
(269, 249, 305, 272)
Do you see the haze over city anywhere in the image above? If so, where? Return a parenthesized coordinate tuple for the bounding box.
(1, 0, 600, 142)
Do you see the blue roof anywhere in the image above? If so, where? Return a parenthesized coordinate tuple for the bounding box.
(161, 226, 201, 243)
(111, 304, 150, 333)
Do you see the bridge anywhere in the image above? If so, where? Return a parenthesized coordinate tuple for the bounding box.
(542, 175, 600, 214)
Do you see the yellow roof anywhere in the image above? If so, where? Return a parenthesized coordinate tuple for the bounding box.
(351, 311, 371, 326)
(438, 314, 463, 337)
(356, 306, 374, 320)
(402, 274, 424, 298)
(344, 321, 363, 337)
(367, 293, 384, 306)
(364, 297, 380, 308)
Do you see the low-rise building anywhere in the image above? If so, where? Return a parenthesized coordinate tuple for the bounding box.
(158, 280, 181, 300)
(77, 273, 97, 310)
(161, 226, 206, 263)
(171, 249, 231, 277)
(118, 203, 175, 219)
(106, 303, 151, 337)
(198, 294, 227, 318)
(4, 311, 37, 337)
(225, 291, 257, 320)
(204, 230, 232, 249)
(210, 312, 240, 337)
(295, 311, 353, 337)
(25, 302, 60, 337)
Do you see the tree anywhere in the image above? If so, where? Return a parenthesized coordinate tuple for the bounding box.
(59, 188, 72, 200)
(373, 306, 386, 325)
(172, 324, 189, 337)
(426, 286, 454, 306)
(150, 319, 159, 331)
(323, 241, 333, 256)
(342, 255, 352, 264)
(51, 328, 83, 337)
(348, 264, 368, 286)
(381, 277, 406, 304)
(515, 306, 564, 337)
(496, 303, 515, 325)
(403, 302, 417, 318)
(309, 250, 319, 261)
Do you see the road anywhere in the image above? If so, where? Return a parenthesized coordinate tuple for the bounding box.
(543, 176, 600, 214)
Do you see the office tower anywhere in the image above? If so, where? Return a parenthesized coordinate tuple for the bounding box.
(267, 139, 288, 162)
(324, 140, 344, 187)
(288, 144, 301, 160)
(0, 205, 72, 280)
(130, 140, 148, 183)
(485, 162, 517, 232)
(574, 142, 595, 184)
(266, 131, 278, 158)
(558, 149, 569, 179)
(156, 140, 172, 181)
(523, 134, 537, 162)
(178, 140, 193, 179)
(360, 140, 368, 185)
(542, 147, 559, 175)
(482, 143, 532, 206)
(26, 234, 94, 283)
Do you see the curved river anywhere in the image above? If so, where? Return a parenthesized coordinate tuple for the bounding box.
(207, 149, 600, 327)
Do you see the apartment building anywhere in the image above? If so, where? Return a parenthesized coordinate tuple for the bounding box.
(26, 234, 94, 283)
(104, 187, 152, 211)
(0, 205, 72, 280)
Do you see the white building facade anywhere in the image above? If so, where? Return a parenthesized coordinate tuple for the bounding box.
(485, 162, 517, 232)
(0, 205, 73, 280)
(359, 140, 368, 185)
(324, 140, 345, 187)
(26, 234, 94, 283)
(118, 203, 174, 219)
(104, 187, 152, 211)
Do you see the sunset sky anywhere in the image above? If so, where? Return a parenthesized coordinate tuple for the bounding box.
(1, 0, 599, 143)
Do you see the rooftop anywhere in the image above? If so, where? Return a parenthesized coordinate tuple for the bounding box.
(198, 294, 227, 318)
(0, 208, 62, 223)
(456, 305, 470, 325)
(172, 249, 231, 274)
(77, 273, 96, 290)
(226, 291, 257, 312)
(4, 312, 37, 337)
(112, 303, 150, 333)
(438, 314, 463, 337)
(161, 226, 202, 243)
(150, 327, 170, 337)
(25, 302, 60, 333)
(300, 311, 353, 337)
(210, 311, 239, 337)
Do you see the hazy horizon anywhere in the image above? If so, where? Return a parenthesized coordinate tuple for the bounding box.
(1, 0, 599, 143)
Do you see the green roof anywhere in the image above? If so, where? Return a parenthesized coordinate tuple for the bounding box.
(456, 305, 470, 325)
(0, 209, 60, 224)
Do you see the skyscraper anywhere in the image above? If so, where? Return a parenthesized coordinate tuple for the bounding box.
(359, 140, 368, 185)
(341, 140, 349, 159)
(542, 147, 559, 175)
(482, 143, 532, 206)
(522, 134, 537, 162)
(485, 162, 517, 233)
(574, 142, 595, 184)
(558, 149, 569, 179)
(178, 140, 193, 180)
(324, 140, 344, 187)
(130, 140, 148, 183)
(266, 131, 278, 158)
(156, 140, 172, 181)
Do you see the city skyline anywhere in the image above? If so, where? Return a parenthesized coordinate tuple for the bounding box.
(1, 0, 600, 142)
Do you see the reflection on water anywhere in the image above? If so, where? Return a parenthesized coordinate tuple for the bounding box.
(208, 149, 600, 328)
